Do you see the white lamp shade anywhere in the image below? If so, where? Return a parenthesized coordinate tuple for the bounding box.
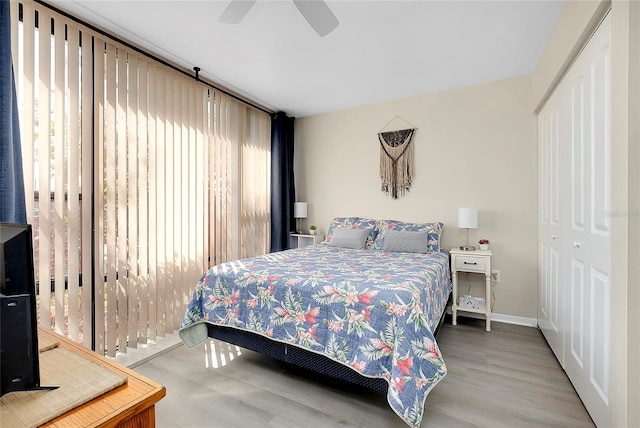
(458, 208, 478, 229)
(294, 202, 308, 219)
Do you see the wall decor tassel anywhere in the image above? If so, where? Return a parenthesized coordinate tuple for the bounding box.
(378, 128, 415, 199)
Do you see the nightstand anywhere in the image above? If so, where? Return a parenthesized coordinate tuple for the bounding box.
(450, 248, 492, 331)
(290, 233, 324, 248)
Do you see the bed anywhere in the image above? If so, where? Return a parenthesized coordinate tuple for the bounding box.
(179, 217, 451, 428)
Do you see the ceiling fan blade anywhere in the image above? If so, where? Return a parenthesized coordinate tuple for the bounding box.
(292, 0, 339, 37)
(219, 0, 257, 24)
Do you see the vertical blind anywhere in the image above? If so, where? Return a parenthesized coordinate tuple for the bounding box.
(11, 0, 271, 356)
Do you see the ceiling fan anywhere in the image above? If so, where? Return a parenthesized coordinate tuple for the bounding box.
(219, 0, 339, 37)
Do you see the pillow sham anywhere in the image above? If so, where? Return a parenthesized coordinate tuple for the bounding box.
(328, 228, 370, 250)
(325, 217, 378, 249)
(382, 230, 429, 253)
(372, 219, 444, 253)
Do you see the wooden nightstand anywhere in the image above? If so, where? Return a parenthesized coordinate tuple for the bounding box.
(290, 233, 324, 248)
(450, 248, 493, 331)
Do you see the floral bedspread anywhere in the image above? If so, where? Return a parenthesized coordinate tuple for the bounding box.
(179, 244, 451, 427)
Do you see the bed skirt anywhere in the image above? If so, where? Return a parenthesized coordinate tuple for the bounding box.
(206, 323, 390, 392)
(204, 304, 450, 394)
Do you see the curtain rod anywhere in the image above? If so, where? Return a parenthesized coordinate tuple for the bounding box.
(34, 0, 275, 116)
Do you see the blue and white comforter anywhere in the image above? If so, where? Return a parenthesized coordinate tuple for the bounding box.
(179, 244, 451, 427)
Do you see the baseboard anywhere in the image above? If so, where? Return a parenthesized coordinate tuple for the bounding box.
(490, 312, 538, 327)
(446, 307, 538, 328)
(114, 332, 185, 368)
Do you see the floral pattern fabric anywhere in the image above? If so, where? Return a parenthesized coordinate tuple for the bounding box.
(179, 244, 451, 427)
(372, 219, 444, 253)
(324, 216, 379, 249)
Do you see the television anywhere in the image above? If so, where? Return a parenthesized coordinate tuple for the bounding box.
(0, 222, 56, 396)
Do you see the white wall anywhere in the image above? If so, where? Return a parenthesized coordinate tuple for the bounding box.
(295, 75, 537, 320)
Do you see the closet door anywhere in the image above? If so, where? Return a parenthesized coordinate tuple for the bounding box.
(563, 13, 611, 427)
(538, 94, 565, 363)
(538, 12, 611, 428)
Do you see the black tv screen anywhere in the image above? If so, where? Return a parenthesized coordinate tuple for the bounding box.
(1, 222, 36, 296)
(0, 222, 46, 396)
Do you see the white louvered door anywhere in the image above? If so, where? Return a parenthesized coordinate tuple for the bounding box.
(538, 12, 611, 428)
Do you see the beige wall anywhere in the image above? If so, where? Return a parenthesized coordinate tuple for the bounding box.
(624, 3, 640, 424)
(612, 2, 640, 426)
(295, 75, 537, 320)
(532, 0, 611, 111)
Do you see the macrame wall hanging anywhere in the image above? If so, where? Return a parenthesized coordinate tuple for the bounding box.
(378, 117, 416, 199)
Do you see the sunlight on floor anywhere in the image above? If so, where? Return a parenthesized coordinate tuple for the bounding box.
(204, 339, 243, 369)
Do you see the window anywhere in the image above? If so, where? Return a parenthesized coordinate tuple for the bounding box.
(11, 0, 270, 355)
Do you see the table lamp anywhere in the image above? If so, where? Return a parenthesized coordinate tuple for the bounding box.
(458, 208, 478, 251)
(294, 202, 307, 234)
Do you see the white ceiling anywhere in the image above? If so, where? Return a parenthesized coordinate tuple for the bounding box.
(48, 0, 564, 118)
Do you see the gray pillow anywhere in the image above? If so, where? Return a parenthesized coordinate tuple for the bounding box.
(328, 228, 370, 249)
(382, 230, 429, 253)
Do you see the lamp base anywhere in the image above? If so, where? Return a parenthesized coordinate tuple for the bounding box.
(459, 245, 476, 251)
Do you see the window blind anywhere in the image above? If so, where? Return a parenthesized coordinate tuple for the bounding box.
(11, 0, 271, 356)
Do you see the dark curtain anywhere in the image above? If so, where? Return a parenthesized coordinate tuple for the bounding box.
(270, 112, 295, 252)
(0, 0, 26, 224)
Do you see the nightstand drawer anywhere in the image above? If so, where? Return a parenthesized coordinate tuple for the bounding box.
(455, 255, 486, 272)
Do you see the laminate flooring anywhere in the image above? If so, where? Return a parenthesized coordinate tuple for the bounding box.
(133, 317, 595, 427)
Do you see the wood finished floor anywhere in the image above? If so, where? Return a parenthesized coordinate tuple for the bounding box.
(133, 317, 595, 428)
